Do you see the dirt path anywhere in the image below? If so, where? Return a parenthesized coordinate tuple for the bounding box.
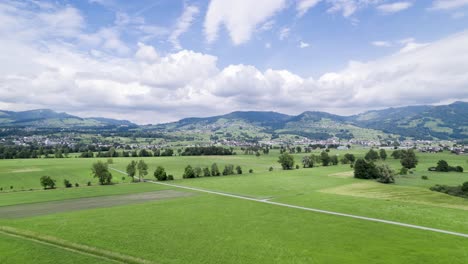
(0, 190, 194, 219)
(109, 167, 468, 239)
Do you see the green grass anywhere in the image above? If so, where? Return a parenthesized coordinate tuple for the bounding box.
(2, 193, 468, 264)
(1, 150, 467, 263)
(0, 232, 114, 264)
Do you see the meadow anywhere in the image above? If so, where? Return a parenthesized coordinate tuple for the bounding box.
(0, 149, 467, 263)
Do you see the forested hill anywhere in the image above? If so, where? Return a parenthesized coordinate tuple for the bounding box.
(0, 109, 135, 128)
(1, 102, 467, 140)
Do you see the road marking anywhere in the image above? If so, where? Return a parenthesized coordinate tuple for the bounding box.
(110, 167, 468, 239)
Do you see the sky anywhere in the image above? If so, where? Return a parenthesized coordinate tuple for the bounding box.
(0, 0, 468, 124)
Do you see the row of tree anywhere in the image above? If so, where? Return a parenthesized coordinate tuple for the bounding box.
(429, 160, 464, 172)
(183, 163, 243, 178)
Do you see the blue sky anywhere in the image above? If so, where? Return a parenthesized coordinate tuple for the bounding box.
(0, 0, 468, 123)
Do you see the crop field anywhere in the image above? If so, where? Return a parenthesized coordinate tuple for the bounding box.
(0, 150, 467, 263)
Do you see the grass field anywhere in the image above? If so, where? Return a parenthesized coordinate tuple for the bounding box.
(0, 150, 467, 263)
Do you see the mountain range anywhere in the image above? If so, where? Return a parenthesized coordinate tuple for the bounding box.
(0, 102, 467, 140)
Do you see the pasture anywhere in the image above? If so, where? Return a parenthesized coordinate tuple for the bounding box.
(0, 149, 467, 263)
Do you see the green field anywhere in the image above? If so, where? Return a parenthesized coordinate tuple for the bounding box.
(1, 150, 467, 263)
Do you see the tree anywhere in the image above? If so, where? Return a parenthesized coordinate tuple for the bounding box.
(223, 164, 234, 175)
(321, 151, 331, 166)
(278, 153, 294, 170)
(365, 149, 379, 162)
(137, 160, 148, 182)
(92, 161, 112, 185)
(379, 149, 387, 160)
(211, 163, 220, 176)
(154, 166, 167, 181)
(376, 164, 395, 184)
(64, 179, 73, 188)
(302, 156, 311, 168)
(236, 165, 242, 174)
(203, 167, 211, 177)
(330, 155, 339, 165)
(40, 176, 56, 190)
(183, 165, 195, 178)
(436, 160, 450, 172)
(194, 167, 202, 177)
(400, 149, 418, 169)
(340, 153, 355, 164)
(354, 159, 378, 179)
(126, 160, 137, 182)
(462, 182, 468, 193)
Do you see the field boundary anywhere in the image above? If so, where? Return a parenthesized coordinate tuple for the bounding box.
(0, 226, 154, 264)
(109, 167, 468, 239)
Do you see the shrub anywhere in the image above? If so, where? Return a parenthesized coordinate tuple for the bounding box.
(75, 183, 79, 187)
(183, 165, 195, 179)
(376, 164, 395, 184)
(87, 181, 91, 186)
(269, 167, 274, 172)
(399, 167, 408, 175)
(167, 175, 174, 181)
(278, 153, 294, 170)
(154, 166, 168, 181)
(235, 165, 242, 174)
(211, 163, 221, 176)
(295, 165, 300, 169)
(64, 179, 73, 188)
(421, 175, 428, 180)
(462, 182, 468, 193)
(249, 169, 253, 173)
(10, 186, 13, 190)
(203, 167, 211, 177)
(223, 164, 235, 175)
(40, 176, 56, 190)
(121, 177, 126, 181)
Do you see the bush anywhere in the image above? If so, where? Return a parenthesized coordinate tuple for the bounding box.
(462, 182, 468, 193)
(64, 179, 73, 188)
(183, 165, 195, 179)
(249, 169, 253, 173)
(75, 183, 79, 187)
(167, 175, 174, 181)
(295, 165, 300, 169)
(376, 164, 395, 184)
(421, 175, 428, 180)
(278, 153, 294, 170)
(87, 181, 91, 186)
(222, 164, 235, 175)
(203, 167, 211, 177)
(235, 165, 242, 174)
(10, 186, 13, 189)
(269, 167, 274, 172)
(122, 177, 126, 181)
(40, 176, 56, 190)
(399, 167, 408, 175)
(154, 166, 168, 181)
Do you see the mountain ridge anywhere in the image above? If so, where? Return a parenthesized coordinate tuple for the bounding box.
(0, 101, 466, 140)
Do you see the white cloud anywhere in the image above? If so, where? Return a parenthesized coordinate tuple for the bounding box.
(265, 42, 272, 48)
(169, 5, 199, 50)
(326, 0, 383, 17)
(296, 0, 322, 17)
(1, 1, 468, 124)
(377, 2, 412, 13)
(431, 0, 468, 10)
(204, 0, 287, 45)
(299, 41, 310, 48)
(371, 41, 392, 47)
(279, 27, 291, 40)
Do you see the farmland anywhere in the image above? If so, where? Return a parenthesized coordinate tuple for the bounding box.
(0, 149, 467, 263)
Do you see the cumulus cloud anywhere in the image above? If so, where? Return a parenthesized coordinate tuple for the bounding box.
(204, 0, 287, 45)
(377, 2, 412, 13)
(1, 1, 468, 124)
(279, 27, 291, 40)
